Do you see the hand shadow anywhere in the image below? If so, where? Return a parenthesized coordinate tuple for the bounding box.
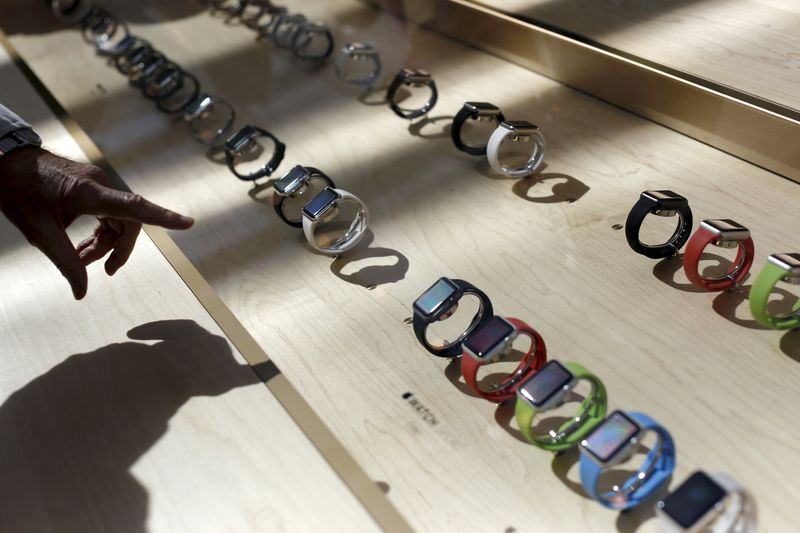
(512, 172, 590, 204)
(712, 285, 798, 330)
(653, 252, 746, 293)
(408, 115, 453, 140)
(0, 319, 259, 533)
(330, 229, 409, 287)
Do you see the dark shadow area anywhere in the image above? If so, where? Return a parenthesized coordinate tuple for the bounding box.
(1, 0, 204, 35)
(407, 115, 452, 140)
(330, 229, 409, 287)
(357, 85, 388, 106)
(652, 252, 747, 293)
(0, 319, 258, 533)
(473, 158, 546, 181)
(712, 285, 799, 330)
(511, 172, 590, 204)
(616, 497, 658, 533)
(780, 328, 800, 361)
(551, 443, 652, 501)
(493, 400, 527, 443)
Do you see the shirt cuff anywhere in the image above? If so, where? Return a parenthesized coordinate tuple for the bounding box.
(0, 103, 35, 139)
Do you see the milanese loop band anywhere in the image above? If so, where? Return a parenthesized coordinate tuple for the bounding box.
(515, 362, 607, 451)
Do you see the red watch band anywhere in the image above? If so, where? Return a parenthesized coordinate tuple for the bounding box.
(683, 227, 755, 291)
(460, 317, 547, 402)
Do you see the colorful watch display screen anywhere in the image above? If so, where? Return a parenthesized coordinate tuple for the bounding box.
(302, 187, 338, 220)
(413, 278, 458, 318)
(275, 166, 307, 195)
(582, 410, 640, 463)
(463, 316, 514, 358)
(660, 471, 727, 528)
(518, 360, 572, 407)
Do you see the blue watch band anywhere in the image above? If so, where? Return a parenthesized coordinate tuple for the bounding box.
(579, 411, 675, 511)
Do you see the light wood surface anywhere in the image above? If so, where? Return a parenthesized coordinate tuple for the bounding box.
(477, 0, 800, 112)
(4, 0, 800, 531)
(0, 43, 380, 533)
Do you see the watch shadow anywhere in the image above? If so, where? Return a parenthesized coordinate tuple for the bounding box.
(493, 400, 528, 443)
(712, 285, 798, 330)
(652, 252, 747, 293)
(357, 85, 389, 106)
(493, 390, 587, 445)
(615, 500, 658, 533)
(472, 159, 547, 181)
(407, 115, 453, 140)
(781, 329, 800, 361)
(330, 230, 409, 287)
(511, 172, 590, 204)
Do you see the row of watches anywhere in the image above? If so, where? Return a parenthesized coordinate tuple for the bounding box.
(204, 0, 335, 62)
(626, 190, 800, 330)
(411, 277, 757, 531)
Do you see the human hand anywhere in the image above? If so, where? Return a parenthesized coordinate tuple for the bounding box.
(0, 147, 194, 299)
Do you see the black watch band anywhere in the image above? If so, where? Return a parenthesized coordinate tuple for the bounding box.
(412, 279, 494, 358)
(273, 167, 336, 228)
(625, 190, 693, 259)
(451, 102, 505, 156)
(387, 70, 438, 120)
(224, 125, 286, 181)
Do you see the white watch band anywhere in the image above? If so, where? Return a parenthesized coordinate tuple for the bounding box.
(302, 188, 369, 255)
(486, 123, 546, 178)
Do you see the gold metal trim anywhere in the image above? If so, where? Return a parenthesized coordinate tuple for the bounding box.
(363, 0, 800, 184)
(0, 30, 412, 533)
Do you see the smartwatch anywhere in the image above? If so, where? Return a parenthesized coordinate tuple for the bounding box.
(51, 0, 92, 24)
(80, 7, 119, 46)
(128, 52, 167, 89)
(334, 42, 381, 86)
(683, 219, 755, 292)
(656, 471, 757, 533)
(301, 187, 369, 255)
(580, 410, 676, 510)
(0, 129, 42, 159)
(625, 190, 693, 259)
(272, 14, 307, 49)
(143, 62, 183, 100)
(451, 102, 505, 156)
(515, 360, 607, 451)
(412, 277, 494, 358)
(386, 69, 438, 120)
(224, 125, 285, 181)
(292, 21, 334, 61)
(486, 121, 546, 178)
(239, 0, 275, 29)
(94, 19, 131, 56)
(749, 253, 800, 330)
(114, 39, 153, 75)
(155, 70, 200, 114)
(184, 93, 236, 145)
(273, 165, 336, 227)
(460, 316, 546, 402)
(256, 6, 289, 39)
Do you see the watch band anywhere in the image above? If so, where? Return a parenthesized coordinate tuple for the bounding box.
(460, 317, 546, 402)
(580, 411, 676, 511)
(515, 362, 607, 451)
(486, 122, 546, 178)
(301, 189, 369, 255)
(334, 42, 381, 86)
(748, 257, 800, 330)
(683, 224, 755, 292)
(184, 94, 237, 145)
(412, 279, 494, 358)
(273, 167, 336, 228)
(625, 191, 693, 259)
(291, 21, 334, 61)
(451, 102, 505, 156)
(224, 126, 286, 181)
(387, 70, 438, 120)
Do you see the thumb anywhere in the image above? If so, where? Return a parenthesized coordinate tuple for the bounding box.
(27, 218, 88, 299)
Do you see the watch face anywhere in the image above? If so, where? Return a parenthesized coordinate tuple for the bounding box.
(274, 166, 309, 196)
(641, 190, 687, 210)
(659, 471, 727, 528)
(768, 253, 800, 275)
(413, 277, 459, 318)
(225, 126, 258, 153)
(184, 94, 212, 120)
(463, 316, 515, 359)
(517, 360, 573, 407)
(345, 42, 376, 57)
(700, 219, 750, 240)
(302, 187, 339, 220)
(501, 120, 538, 133)
(464, 102, 500, 116)
(581, 410, 640, 464)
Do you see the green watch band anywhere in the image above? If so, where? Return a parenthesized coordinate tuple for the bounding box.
(515, 362, 607, 452)
(749, 261, 800, 330)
